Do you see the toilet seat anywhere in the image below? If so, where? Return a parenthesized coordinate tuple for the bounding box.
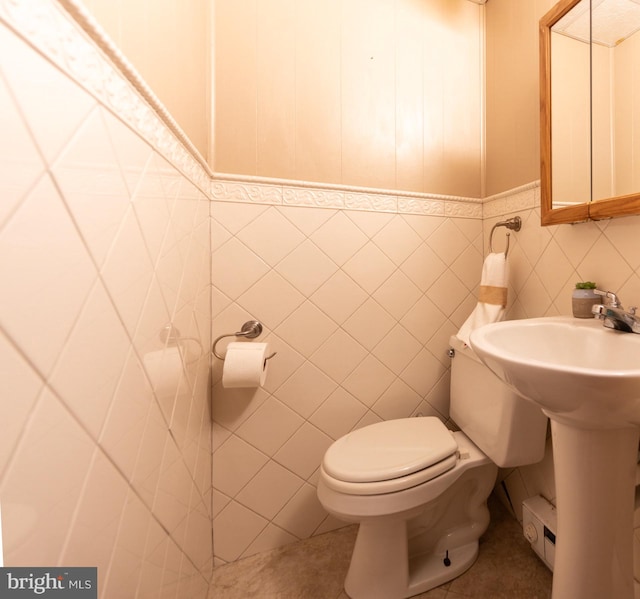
(321, 418, 459, 496)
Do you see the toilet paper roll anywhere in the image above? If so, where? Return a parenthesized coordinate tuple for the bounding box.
(222, 342, 270, 388)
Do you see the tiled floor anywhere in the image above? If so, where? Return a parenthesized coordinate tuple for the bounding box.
(211, 494, 553, 599)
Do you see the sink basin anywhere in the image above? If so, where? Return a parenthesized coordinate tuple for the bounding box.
(469, 315, 640, 428)
(469, 315, 640, 599)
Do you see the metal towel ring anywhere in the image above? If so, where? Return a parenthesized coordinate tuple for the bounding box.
(212, 320, 277, 361)
(489, 216, 522, 257)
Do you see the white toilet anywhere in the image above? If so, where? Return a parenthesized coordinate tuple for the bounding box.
(317, 335, 549, 599)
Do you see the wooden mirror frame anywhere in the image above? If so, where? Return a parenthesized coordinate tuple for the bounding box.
(540, 0, 640, 226)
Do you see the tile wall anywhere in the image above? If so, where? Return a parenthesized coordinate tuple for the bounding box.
(210, 184, 486, 563)
(211, 179, 640, 565)
(0, 2, 212, 597)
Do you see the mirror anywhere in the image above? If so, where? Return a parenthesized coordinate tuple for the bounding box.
(540, 0, 640, 225)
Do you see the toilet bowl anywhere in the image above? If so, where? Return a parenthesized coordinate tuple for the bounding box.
(317, 336, 549, 599)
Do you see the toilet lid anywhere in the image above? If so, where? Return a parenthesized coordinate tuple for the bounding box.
(322, 418, 458, 483)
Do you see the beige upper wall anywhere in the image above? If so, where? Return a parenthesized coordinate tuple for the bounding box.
(78, 0, 561, 198)
(79, 0, 211, 161)
(214, 0, 483, 198)
(485, 0, 555, 196)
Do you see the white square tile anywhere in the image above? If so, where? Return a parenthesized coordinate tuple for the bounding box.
(534, 238, 575, 300)
(372, 216, 422, 265)
(423, 371, 451, 417)
(132, 276, 172, 358)
(275, 361, 336, 419)
(104, 491, 151, 598)
(236, 461, 303, 520)
(213, 501, 267, 562)
(153, 441, 194, 534)
(400, 295, 445, 344)
(310, 212, 368, 265)
(400, 242, 447, 292)
(237, 207, 305, 266)
(276, 301, 337, 356)
(310, 271, 368, 324)
(61, 450, 129, 568)
(274, 423, 333, 480)
(342, 298, 396, 351)
(235, 396, 304, 456)
(0, 175, 96, 375)
(211, 237, 270, 299)
(51, 108, 132, 267)
(0, 73, 46, 227)
(345, 210, 394, 238)
(554, 222, 602, 266)
(519, 272, 553, 318)
(401, 214, 444, 241)
(515, 211, 553, 266)
(0, 331, 44, 476)
(343, 242, 396, 294)
(240, 265, 308, 327)
(400, 348, 447, 397)
(212, 435, 268, 498)
(279, 206, 335, 236)
(373, 270, 422, 319)
(372, 379, 421, 420)
(426, 270, 469, 317)
(602, 217, 640, 271)
(309, 388, 367, 440)
(342, 354, 396, 407)
(311, 329, 367, 383)
(579, 233, 632, 293)
(426, 219, 469, 264)
(211, 382, 269, 432)
(212, 488, 231, 519)
(50, 281, 131, 438)
(101, 207, 155, 335)
(102, 111, 154, 197)
(0, 25, 96, 165)
(212, 202, 269, 235)
(1, 390, 95, 566)
(450, 244, 484, 291)
(99, 350, 151, 481)
(211, 218, 233, 252)
(275, 239, 338, 296)
(273, 483, 328, 538)
(372, 324, 422, 375)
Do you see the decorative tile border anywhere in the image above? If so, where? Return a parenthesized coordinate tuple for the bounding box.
(0, 0, 212, 194)
(483, 181, 540, 218)
(211, 174, 484, 218)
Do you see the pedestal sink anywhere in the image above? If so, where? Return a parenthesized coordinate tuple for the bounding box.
(470, 316, 640, 599)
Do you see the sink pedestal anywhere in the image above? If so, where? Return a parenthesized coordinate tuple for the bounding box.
(551, 420, 639, 599)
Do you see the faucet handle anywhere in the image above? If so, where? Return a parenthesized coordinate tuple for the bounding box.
(594, 289, 622, 308)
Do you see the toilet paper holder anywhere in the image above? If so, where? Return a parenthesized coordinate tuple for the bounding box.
(212, 320, 277, 361)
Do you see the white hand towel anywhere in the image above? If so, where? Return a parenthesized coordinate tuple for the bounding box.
(456, 252, 509, 345)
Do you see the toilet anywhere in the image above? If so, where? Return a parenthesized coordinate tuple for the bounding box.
(317, 335, 549, 599)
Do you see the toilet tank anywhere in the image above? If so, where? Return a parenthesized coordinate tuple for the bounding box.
(449, 335, 548, 468)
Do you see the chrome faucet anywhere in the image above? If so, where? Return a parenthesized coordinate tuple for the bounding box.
(591, 289, 640, 333)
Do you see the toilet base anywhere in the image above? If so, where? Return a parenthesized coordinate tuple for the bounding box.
(345, 518, 480, 599)
(340, 460, 496, 599)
